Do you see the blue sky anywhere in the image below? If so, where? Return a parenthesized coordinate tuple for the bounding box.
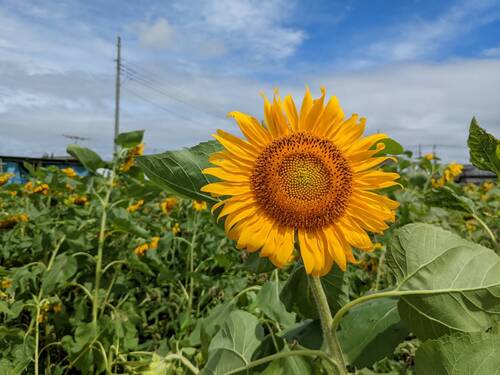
(1, 0, 499, 161)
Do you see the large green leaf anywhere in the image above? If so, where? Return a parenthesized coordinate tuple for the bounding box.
(136, 140, 222, 202)
(337, 298, 408, 368)
(114, 130, 144, 148)
(415, 332, 500, 375)
(67, 144, 105, 173)
(386, 223, 500, 339)
(467, 117, 500, 175)
(280, 264, 348, 319)
(201, 310, 264, 375)
(425, 186, 476, 214)
(256, 280, 296, 328)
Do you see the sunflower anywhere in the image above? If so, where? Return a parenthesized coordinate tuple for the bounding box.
(202, 88, 400, 276)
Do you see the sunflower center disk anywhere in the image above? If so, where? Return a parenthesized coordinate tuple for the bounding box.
(251, 133, 353, 230)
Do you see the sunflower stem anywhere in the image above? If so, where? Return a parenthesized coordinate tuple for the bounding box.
(308, 275, 347, 374)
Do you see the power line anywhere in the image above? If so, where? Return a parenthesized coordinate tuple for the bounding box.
(119, 61, 224, 119)
(122, 85, 197, 123)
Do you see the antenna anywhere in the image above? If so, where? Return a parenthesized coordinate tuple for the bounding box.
(62, 134, 91, 144)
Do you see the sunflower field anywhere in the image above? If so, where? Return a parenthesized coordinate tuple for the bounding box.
(0, 90, 499, 375)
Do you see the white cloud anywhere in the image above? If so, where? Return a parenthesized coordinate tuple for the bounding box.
(183, 0, 305, 60)
(364, 0, 500, 63)
(137, 18, 175, 49)
(482, 46, 500, 57)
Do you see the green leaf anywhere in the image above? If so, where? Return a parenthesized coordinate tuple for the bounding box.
(281, 320, 322, 350)
(425, 186, 476, 214)
(202, 310, 264, 375)
(415, 332, 500, 375)
(110, 208, 150, 238)
(136, 140, 222, 203)
(115, 130, 144, 148)
(338, 298, 408, 368)
(41, 254, 77, 294)
(386, 223, 500, 340)
(467, 117, 500, 175)
(256, 280, 296, 328)
(261, 347, 313, 375)
(371, 138, 404, 156)
(188, 302, 235, 346)
(280, 264, 348, 319)
(67, 144, 105, 173)
(241, 252, 275, 274)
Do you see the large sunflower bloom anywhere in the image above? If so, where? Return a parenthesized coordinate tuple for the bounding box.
(202, 88, 400, 276)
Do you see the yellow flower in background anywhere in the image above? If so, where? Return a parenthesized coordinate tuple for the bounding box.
(134, 236, 161, 256)
(61, 167, 77, 178)
(52, 303, 63, 313)
(192, 200, 207, 211)
(464, 183, 478, 194)
(69, 195, 89, 206)
(0, 173, 14, 186)
(465, 219, 477, 232)
(424, 153, 434, 161)
(373, 242, 383, 251)
(24, 181, 49, 195)
(134, 243, 149, 257)
(202, 88, 400, 276)
(447, 162, 463, 177)
(16, 214, 29, 222)
(482, 181, 495, 192)
(0, 214, 29, 229)
(127, 199, 144, 213)
(431, 178, 445, 188)
(160, 197, 177, 214)
(149, 236, 160, 249)
(1, 278, 12, 289)
(172, 223, 181, 236)
(121, 143, 145, 172)
(132, 143, 145, 156)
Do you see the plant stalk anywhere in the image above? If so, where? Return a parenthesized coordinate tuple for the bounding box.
(92, 168, 116, 334)
(308, 275, 347, 374)
(472, 213, 497, 244)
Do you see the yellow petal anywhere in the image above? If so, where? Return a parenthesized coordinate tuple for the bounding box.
(298, 230, 315, 274)
(214, 130, 259, 160)
(228, 111, 272, 148)
(283, 95, 299, 131)
(323, 226, 347, 271)
(200, 182, 251, 197)
(335, 216, 373, 251)
(203, 167, 250, 183)
(298, 87, 314, 131)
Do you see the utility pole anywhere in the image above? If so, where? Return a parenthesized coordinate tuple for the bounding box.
(113, 36, 121, 154)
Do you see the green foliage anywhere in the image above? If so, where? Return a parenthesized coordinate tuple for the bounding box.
(415, 332, 500, 374)
(371, 138, 405, 156)
(115, 129, 144, 148)
(1, 128, 498, 374)
(66, 144, 105, 172)
(468, 117, 500, 175)
(387, 223, 500, 339)
(136, 140, 222, 202)
(280, 264, 349, 319)
(338, 298, 409, 368)
(425, 185, 476, 214)
(202, 310, 264, 375)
